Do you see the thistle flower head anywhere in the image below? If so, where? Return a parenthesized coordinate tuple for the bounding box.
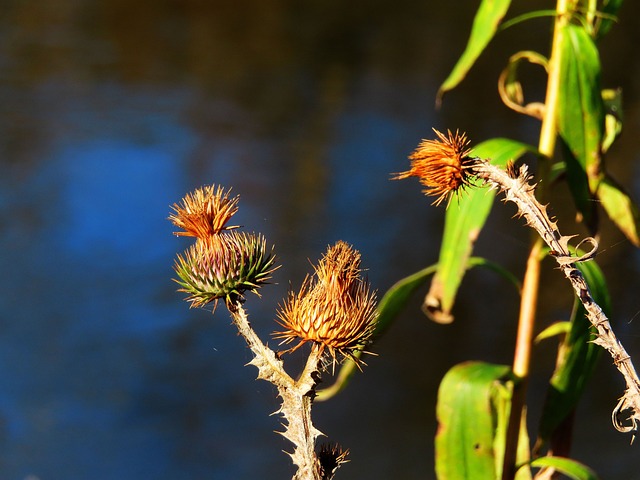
(174, 230, 277, 309)
(393, 128, 474, 206)
(169, 185, 239, 238)
(274, 241, 378, 367)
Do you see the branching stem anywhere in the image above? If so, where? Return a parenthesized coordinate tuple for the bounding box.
(228, 302, 325, 480)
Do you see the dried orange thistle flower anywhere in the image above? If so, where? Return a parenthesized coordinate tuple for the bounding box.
(169, 184, 239, 239)
(395, 129, 640, 438)
(275, 241, 378, 366)
(393, 128, 474, 205)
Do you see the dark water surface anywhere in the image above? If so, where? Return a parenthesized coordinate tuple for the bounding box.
(2, 1, 640, 479)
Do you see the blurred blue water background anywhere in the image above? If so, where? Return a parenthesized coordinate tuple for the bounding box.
(1, 1, 640, 478)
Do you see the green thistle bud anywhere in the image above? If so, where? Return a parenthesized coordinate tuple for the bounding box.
(174, 231, 277, 309)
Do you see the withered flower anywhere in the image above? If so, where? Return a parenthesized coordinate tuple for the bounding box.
(169, 185, 239, 239)
(393, 128, 474, 206)
(274, 241, 378, 366)
(174, 230, 277, 309)
(316, 443, 349, 480)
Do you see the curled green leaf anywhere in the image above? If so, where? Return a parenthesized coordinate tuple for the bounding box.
(498, 51, 548, 119)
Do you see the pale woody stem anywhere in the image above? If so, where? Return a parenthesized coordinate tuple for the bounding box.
(228, 303, 325, 479)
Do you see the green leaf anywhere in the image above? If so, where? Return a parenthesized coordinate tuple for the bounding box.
(315, 355, 359, 401)
(594, 0, 624, 40)
(535, 321, 571, 343)
(424, 138, 536, 323)
(597, 174, 640, 246)
(424, 189, 493, 324)
(315, 263, 438, 401)
(498, 9, 557, 31)
(316, 257, 520, 401)
(467, 257, 522, 292)
(537, 251, 611, 444)
(437, 0, 511, 103)
(527, 456, 599, 480)
(601, 88, 623, 153)
(374, 264, 438, 336)
(435, 361, 514, 480)
(556, 24, 605, 227)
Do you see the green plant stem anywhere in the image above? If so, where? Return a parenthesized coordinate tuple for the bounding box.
(502, 1, 571, 478)
(502, 239, 543, 480)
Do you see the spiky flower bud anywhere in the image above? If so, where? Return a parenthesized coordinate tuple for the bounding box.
(174, 231, 277, 308)
(170, 185, 278, 309)
(393, 128, 474, 205)
(275, 241, 378, 365)
(169, 184, 239, 239)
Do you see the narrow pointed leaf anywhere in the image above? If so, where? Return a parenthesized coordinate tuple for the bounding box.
(601, 88, 623, 153)
(498, 9, 556, 31)
(315, 263, 437, 401)
(317, 257, 520, 400)
(528, 456, 599, 480)
(375, 264, 438, 336)
(597, 174, 640, 246)
(537, 252, 611, 443)
(314, 355, 359, 401)
(535, 321, 571, 343)
(557, 24, 605, 227)
(492, 377, 532, 480)
(424, 138, 536, 323)
(594, 0, 624, 40)
(437, 0, 511, 103)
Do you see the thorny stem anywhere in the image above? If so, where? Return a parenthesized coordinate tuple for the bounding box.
(228, 302, 325, 480)
(471, 158, 640, 441)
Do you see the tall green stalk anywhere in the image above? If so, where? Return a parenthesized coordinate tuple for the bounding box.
(502, 1, 572, 477)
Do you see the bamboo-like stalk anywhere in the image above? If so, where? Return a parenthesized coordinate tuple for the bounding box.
(502, 239, 543, 480)
(502, 2, 572, 477)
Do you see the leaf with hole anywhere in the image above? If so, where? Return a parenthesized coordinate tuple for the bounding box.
(435, 361, 528, 479)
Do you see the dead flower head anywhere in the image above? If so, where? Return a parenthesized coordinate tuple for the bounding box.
(316, 443, 350, 479)
(393, 128, 474, 206)
(169, 185, 239, 239)
(274, 241, 378, 366)
(173, 230, 277, 309)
